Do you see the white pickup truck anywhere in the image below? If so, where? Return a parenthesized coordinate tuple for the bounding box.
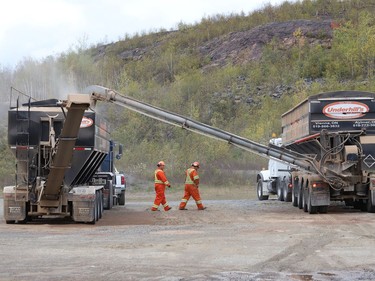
(114, 171, 126, 206)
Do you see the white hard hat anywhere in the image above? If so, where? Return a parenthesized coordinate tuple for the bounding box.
(157, 161, 165, 166)
(192, 161, 200, 168)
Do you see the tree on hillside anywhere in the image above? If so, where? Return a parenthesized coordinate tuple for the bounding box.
(328, 12, 375, 79)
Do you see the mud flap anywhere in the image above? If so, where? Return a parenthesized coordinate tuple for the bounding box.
(310, 184, 330, 206)
(69, 186, 97, 223)
(3, 186, 27, 222)
(368, 178, 375, 212)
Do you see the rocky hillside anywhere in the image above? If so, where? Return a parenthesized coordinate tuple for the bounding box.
(95, 19, 335, 68)
(200, 19, 334, 67)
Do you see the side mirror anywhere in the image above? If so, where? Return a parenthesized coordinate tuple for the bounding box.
(116, 144, 123, 160)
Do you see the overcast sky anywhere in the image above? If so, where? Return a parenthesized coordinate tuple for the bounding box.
(0, 0, 289, 68)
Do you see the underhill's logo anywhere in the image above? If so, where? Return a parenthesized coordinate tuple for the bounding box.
(323, 102, 369, 119)
(80, 117, 93, 128)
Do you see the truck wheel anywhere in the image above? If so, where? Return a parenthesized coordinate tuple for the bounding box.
(108, 180, 114, 210)
(292, 184, 298, 207)
(367, 190, 375, 213)
(257, 179, 269, 201)
(99, 190, 103, 218)
(283, 182, 292, 202)
(94, 200, 98, 223)
(96, 192, 100, 221)
(6, 220, 15, 224)
(297, 183, 303, 209)
(119, 190, 125, 206)
(292, 178, 299, 207)
(307, 189, 317, 214)
(277, 181, 284, 201)
(303, 188, 308, 212)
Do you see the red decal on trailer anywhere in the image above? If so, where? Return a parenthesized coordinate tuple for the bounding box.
(80, 117, 93, 128)
(323, 102, 369, 119)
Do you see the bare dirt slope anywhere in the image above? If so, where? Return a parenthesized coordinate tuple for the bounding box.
(1, 193, 375, 281)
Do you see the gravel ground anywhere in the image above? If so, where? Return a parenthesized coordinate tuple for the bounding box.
(1, 194, 375, 281)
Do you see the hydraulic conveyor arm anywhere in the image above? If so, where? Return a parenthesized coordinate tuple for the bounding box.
(40, 94, 91, 207)
(84, 85, 319, 174)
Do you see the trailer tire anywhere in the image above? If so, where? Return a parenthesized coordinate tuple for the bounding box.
(108, 180, 114, 210)
(277, 181, 284, 201)
(6, 220, 15, 224)
(367, 190, 375, 213)
(96, 191, 100, 221)
(119, 190, 125, 206)
(303, 188, 308, 212)
(283, 182, 292, 202)
(307, 189, 318, 214)
(292, 176, 299, 207)
(257, 179, 269, 201)
(297, 182, 303, 209)
(99, 190, 103, 219)
(292, 184, 298, 207)
(94, 201, 98, 223)
(113, 195, 117, 206)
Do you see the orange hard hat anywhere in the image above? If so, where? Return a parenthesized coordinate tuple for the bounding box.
(157, 161, 165, 166)
(192, 161, 200, 168)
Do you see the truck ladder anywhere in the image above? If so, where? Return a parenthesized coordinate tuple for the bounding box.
(14, 97, 31, 201)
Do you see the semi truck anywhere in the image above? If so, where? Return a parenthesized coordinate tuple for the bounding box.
(3, 92, 122, 224)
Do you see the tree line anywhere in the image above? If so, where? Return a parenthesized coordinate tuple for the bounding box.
(1, 0, 375, 187)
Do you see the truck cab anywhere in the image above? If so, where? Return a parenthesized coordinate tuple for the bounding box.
(256, 138, 292, 202)
(114, 171, 126, 206)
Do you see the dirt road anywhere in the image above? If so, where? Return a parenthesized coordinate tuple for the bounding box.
(1, 195, 375, 281)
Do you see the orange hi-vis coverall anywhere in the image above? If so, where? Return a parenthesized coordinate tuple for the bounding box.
(179, 167, 205, 210)
(151, 168, 171, 211)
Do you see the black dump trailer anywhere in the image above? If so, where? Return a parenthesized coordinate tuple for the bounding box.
(281, 91, 375, 213)
(4, 95, 112, 223)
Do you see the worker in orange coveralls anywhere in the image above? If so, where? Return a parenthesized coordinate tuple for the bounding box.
(151, 161, 172, 211)
(179, 162, 206, 210)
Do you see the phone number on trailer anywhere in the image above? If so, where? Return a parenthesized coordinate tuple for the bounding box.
(312, 121, 340, 129)
(353, 121, 375, 128)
